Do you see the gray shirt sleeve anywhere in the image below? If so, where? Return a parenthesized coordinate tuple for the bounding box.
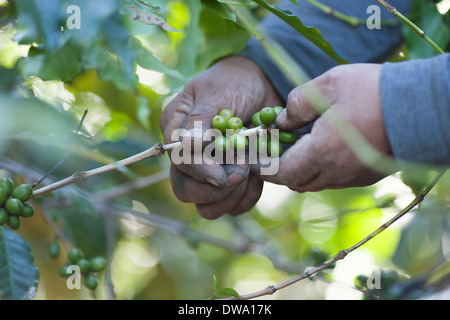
(381, 53, 450, 166)
(237, 0, 412, 99)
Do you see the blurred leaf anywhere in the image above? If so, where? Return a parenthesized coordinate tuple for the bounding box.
(18, 41, 81, 82)
(13, 0, 62, 49)
(120, 0, 179, 32)
(82, 40, 138, 92)
(61, 0, 120, 42)
(175, 0, 203, 78)
(132, 38, 185, 81)
(201, 0, 236, 22)
(374, 193, 398, 208)
(197, 5, 250, 71)
(215, 287, 242, 299)
(48, 191, 107, 258)
(0, 94, 77, 139)
(251, 0, 349, 64)
(136, 96, 152, 131)
(0, 227, 40, 300)
(401, 169, 432, 196)
(337, 208, 401, 259)
(403, 0, 449, 59)
(218, 0, 255, 7)
(392, 208, 445, 275)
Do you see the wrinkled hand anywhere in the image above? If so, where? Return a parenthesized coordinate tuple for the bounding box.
(258, 63, 396, 192)
(160, 56, 282, 219)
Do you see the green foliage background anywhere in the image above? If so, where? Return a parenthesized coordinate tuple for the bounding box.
(0, 0, 449, 300)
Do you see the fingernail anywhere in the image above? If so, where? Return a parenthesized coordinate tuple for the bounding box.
(205, 177, 221, 187)
(227, 172, 246, 188)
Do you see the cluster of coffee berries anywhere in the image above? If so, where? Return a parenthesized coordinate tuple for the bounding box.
(211, 107, 298, 157)
(212, 109, 248, 153)
(0, 177, 35, 230)
(58, 246, 107, 290)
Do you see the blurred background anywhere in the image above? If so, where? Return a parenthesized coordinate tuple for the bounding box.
(0, 0, 449, 300)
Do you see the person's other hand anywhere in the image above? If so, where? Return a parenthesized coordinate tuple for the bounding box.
(160, 56, 283, 219)
(258, 63, 396, 192)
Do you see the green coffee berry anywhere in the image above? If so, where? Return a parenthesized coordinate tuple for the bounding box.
(218, 109, 234, 121)
(214, 136, 230, 153)
(274, 106, 284, 115)
(212, 115, 228, 134)
(268, 140, 283, 157)
(47, 241, 61, 259)
(77, 258, 91, 275)
(21, 203, 35, 218)
(59, 264, 73, 278)
(7, 215, 21, 230)
(230, 134, 248, 151)
(90, 257, 107, 272)
(255, 137, 269, 156)
(251, 112, 262, 127)
(0, 208, 8, 226)
(0, 177, 14, 196)
(12, 184, 33, 202)
(279, 130, 297, 145)
(68, 247, 84, 264)
(259, 107, 277, 127)
(84, 274, 99, 290)
(227, 117, 243, 132)
(354, 275, 368, 289)
(0, 188, 7, 207)
(5, 198, 24, 215)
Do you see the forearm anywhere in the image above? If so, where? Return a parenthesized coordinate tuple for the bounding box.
(238, 0, 411, 99)
(380, 53, 450, 166)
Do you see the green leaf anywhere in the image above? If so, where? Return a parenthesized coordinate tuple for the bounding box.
(218, 0, 255, 7)
(62, 0, 120, 42)
(47, 191, 108, 259)
(120, 0, 179, 32)
(175, 0, 203, 79)
(0, 227, 40, 300)
(197, 5, 250, 71)
(82, 40, 138, 91)
(202, 0, 236, 22)
(132, 38, 185, 81)
(136, 95, 152, 130)
(216, 287, 243, 299)
(13, 0, 63, 49)
(403, 0, 449, 59)
(18, 40, 81, 82)
(250, 0, 348, 64)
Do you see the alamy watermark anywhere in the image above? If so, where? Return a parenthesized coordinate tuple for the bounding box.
(65, 265, 81, 290)
(66, 5, 81, 30)
(367, 5, 382, 30)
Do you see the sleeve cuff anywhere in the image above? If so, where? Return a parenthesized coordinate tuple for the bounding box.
(380, 53, 450, 166)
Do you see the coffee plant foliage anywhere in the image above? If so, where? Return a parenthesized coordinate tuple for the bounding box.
(0, 0, 448, 300)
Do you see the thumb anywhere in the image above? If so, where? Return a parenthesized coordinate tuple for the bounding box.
(276, 77, 332, 130)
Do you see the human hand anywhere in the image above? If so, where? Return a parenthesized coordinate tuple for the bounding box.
(160, 56, 283, 219)
(257, 63, 396, 192)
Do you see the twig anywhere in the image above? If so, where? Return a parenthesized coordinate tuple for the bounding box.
(376, 0, 445, 54)
(226, 170, 446, 300)
(31, 126, 265, 199)
(31, 143, 168, 198)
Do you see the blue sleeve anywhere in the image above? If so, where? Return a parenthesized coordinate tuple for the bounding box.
(237, 0, 412, 99)
(380, 53, 450, 166)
